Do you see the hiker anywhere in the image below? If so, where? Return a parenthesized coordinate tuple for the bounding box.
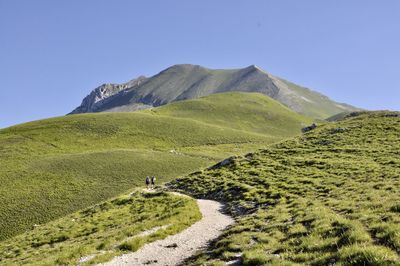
(145, 176, 150, 189)
(151, 176, 156, 189)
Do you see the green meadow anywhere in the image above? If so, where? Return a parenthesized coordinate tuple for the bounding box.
(171, 111, 400, 265)
(0, 92, 312, 240)
(0, 191, 201, 265)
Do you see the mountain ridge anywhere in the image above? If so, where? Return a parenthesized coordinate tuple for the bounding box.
(70, 64, 360, 119)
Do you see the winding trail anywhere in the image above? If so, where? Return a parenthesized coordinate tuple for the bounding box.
(100, 194, 233, 266)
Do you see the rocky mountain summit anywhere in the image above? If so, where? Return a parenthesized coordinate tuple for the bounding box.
(70, 64, 359, 118)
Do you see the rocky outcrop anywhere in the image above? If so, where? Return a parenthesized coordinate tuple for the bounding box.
(301, 123, 317, 133)
(208, 156, 237, 170)
(69, 76, 147, 114)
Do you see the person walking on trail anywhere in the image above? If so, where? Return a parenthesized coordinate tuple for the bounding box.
(145, 176, 150, 189)
(151, 176, 156, 189)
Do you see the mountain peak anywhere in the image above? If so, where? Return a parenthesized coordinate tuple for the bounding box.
(239, 64, 267, 75)
(70, 64, 360, 118)
(246, 64, 267, 73)
(164, 64, 205, 71)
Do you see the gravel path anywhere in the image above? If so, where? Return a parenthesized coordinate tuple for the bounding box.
(100, 195, 233, 266)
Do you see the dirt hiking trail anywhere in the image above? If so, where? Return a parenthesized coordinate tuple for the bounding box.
(100, 193, 234, 266)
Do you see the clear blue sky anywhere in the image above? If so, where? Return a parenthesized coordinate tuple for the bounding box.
(1, 0, 399, 128)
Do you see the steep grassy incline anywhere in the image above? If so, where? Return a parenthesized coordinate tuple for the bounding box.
(171, 111, 400, 265)
(0, 92, 312, 241)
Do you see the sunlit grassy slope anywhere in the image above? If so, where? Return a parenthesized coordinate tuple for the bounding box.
(171, 111, 400, 265)
(0, 92, 312, 240)
(0, 191, 201, 266)
(147, 92, 310, 136)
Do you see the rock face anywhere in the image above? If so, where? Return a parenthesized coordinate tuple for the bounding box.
(69, 76, 147, 114)
(301, 123, 317, 133)
(70, 64, 359, 118)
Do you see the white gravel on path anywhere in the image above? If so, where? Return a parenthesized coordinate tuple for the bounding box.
(99, 195, 234, 266)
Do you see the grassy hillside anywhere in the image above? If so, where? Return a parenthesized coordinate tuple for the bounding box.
(0, 92, 312, 241)
(0, 191, 201, 265)
(170, 111, 400, 265)
(147, 92, 311, 137)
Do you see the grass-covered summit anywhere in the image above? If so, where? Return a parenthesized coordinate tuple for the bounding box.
(170, 111, 400, 265)
(0, 92, 312, 241)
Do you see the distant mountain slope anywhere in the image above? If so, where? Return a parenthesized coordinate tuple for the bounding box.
(0, 92, 311, 241)
(70, 64, 359, 119)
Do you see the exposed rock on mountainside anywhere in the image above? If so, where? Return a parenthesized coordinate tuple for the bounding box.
(70, 64, 359, 118)
(70, 76, 147, 114)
